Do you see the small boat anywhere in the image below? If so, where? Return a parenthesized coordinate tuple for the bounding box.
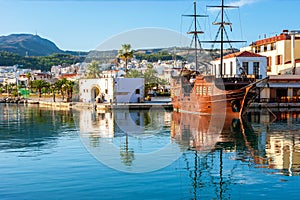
(171, 0, 268, 118)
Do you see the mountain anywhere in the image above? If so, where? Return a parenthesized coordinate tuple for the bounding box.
(0, 34, 64, 56)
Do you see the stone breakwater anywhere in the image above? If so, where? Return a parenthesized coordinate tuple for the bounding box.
(0, 97, 27, 104)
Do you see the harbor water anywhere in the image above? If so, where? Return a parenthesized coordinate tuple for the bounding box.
(1, 104, 300, 200)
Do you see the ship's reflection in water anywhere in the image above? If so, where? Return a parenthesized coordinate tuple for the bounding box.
(172, 109, 300, 176)
(77, 108, 300, 176)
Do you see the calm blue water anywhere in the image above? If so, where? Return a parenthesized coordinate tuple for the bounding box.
(0, 104, 300, 200)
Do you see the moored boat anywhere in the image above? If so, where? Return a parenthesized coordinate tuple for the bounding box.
(171, 0, 268, 117)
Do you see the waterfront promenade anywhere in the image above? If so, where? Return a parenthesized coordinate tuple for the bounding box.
(1, 95, 300, 112)
(0, 96, 173, 111)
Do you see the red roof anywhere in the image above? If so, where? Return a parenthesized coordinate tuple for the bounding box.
(59, 74, 78, 79)
(214, 51, 265, 61)
(254, 34, 291, 46)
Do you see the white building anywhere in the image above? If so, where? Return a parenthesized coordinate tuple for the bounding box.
(211, 51, 267, 79)
(79, 77, 144, 103)
(101, 70, 126, 78)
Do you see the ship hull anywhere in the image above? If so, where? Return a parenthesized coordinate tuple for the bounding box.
(171, 75, 268, 117)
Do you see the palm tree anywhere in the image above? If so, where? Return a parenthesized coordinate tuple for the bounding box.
(30, 80, 49, 98)
(118, 44, 134, 73)
(50, 84, 56, 102)
(85, 60, 101, 78)
(25, 72, 31, 89)
(65, 80, 75, 102)
(120, 134, 135, 166)
(143, 64, 160, 96)
(126, 69, 142, 78)
(55, 78, 67, 101)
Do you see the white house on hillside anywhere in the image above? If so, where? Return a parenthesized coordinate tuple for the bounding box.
(79, 78, 144, 103)
(211, 51, 267, 79)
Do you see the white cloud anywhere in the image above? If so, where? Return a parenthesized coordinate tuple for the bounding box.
(208, 0, 260, 12)
(228, 0, 258, 7)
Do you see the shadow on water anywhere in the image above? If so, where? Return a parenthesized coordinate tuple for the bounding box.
(0, 104, 74, 153)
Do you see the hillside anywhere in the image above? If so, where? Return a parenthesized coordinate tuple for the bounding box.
(0, 34, 64, 56)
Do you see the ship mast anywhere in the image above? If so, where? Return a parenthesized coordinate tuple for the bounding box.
(204, 0, 245, 77)
(183, 0, 208, 72)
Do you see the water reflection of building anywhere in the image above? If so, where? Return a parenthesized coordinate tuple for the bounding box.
(77, 109, 175, 172)
(78, 109, 171, 138)
(248, 110, 300, 175)
(79, 109, 114, 138)
(266, 132, 300, 175)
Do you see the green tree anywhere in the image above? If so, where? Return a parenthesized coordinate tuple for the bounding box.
(55, 78, 67, 101)
(85, 60, 101, 78)
(143, 64, 167, 96)
(49, 84, 56, 102)
(30, 80, 49, 98)
(143, 64, 159, 95)
(118, 44, 133, 73)
(25, 72, 32, 89)
(64, 80, 75, 102)
(126, 69, 142, 78)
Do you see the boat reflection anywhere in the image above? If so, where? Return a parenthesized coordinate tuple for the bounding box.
(170, 111, 253, 153)
(170, 110, 300, 199)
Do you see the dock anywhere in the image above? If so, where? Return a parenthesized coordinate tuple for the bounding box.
(23, 99, 173, 112)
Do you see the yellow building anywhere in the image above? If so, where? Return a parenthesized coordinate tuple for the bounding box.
(242, 30, 300, 104)
(241, 30, 300, 75)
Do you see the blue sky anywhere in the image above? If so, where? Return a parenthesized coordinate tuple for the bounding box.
(0, 0, 299, 52)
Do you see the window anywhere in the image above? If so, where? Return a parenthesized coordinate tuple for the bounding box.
(267, 56, 272, 66)
(105, 89, 108, 94)
(208, 87, 212, 95)
(253, 62, 259, 78)
(203, 87, 207, 95)
(267, 57, 272, 72)
(270, 43, 276, 50)
(230, 62, 233, 76)
(242, 62, 249, 74)
(260, 46, 264, 52)
(196, 86, 199, 95)
(223, 63, 226, 75)
(255, 46, 260, 53)
(135, 89, 140, 94)
(276, 55, 282, 65)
